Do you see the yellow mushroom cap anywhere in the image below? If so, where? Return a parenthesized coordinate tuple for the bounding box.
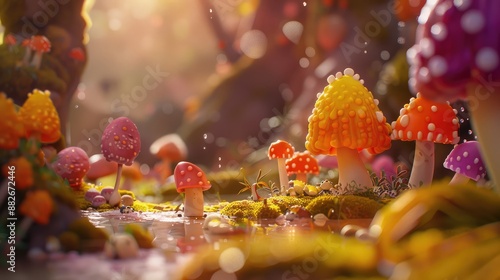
(305, 68, 392, 156)
(18, 89, 61, 143)
(0, 93, 25, 149)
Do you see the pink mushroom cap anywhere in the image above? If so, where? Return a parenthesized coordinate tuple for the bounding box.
(408, 0, 500, 102)
(174, 161, 211, 193)
(443, 141, 487, 181)
(101, 117, 141, 166)
(52, 147, 90, 189)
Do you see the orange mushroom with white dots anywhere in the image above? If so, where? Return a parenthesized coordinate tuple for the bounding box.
(268, 140, 295, 195)
(285, 151, 319, 183)
(306, 68, 392, 193)
(174, 161, 211, 217)
(391, 93, 460, 187)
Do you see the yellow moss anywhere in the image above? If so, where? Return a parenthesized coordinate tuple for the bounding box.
(253, 202, 281, 219)
(306, 195, 382, 219)
(220, 200, 254, 218)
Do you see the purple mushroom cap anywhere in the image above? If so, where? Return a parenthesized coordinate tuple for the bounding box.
(52, 147, 90, 188)
(408, 0, 500, 102)
(443, 141, 487, 181)
(101, 117, 141, 166)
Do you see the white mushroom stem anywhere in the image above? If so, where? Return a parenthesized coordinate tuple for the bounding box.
(22, 48, 32, 65)
(449, 173, 470, 186)
(336, 147, 372, 193)
(408, 141, 435, 187)
(276, 158, 289, 195)
(467, 88, 500, 193)
(30, 51, 43, 69)
(183, 188, 204, 217)
(108, 164, 123, 207)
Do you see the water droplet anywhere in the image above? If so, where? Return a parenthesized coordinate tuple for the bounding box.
(460, 119, 464, 124)
(363, 50, 367, 54)
(203, 134, 208, 139)
(303, 1, 307, 6)
(460, 106, 465, 112)
(397, 37, 405, 45)
(468, 129, 473, 135)
(218, 157, 222, 161)
(75, 104, 79, 109)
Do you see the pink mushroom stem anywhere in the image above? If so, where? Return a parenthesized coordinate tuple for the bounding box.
(336, 147, 372, 193)
(408, 141, 435, 187)
(449, 173, 470, 186)
(467, 89, 500, 193)
(184, 188, 204, 217)
(108, 163, 123, 207)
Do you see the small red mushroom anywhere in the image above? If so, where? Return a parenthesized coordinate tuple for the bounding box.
(69, 47, 85, 62)
(174, 161, 211, 217)
(29, 35, 51, 69)
(101, 117, 141, 207)
(4, 34, 17, 52)
(268, 140, 295, 195)
(285, 151, 319, 183)
(52, 147, 90, 190)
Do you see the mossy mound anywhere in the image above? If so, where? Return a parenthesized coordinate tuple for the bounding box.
(306, 195, 383, 219)
(266, 196, 313, 212)
(220, 200, 254, 218)
(253, 202, 281, 219)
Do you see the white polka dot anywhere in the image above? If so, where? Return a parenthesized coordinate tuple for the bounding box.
(418, 67, 431, 82)
(466, 165, 471, 170)
(428, 56, 448, 77)
(400, 115, 409, 127)
(420, 38, 435, 58)
(431, 23, 447, 41)
(476, 48, 499, 72)
(457, 156, 461, 161)
(431, 106, 438, 112)
(454, 0, 472, 11)
(474, 158, 479, 164)
(461, 10, 485, 34)
(428, 123, 436, 131)
(407, 46, 419, 64)
(463, 152, 468, 157)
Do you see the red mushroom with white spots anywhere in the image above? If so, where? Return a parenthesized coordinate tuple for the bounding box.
(285, 151, 319, 183)
(408, 0, 500, 192)
(101, 117, 141, 207)
(29, 35, 51, 69)
(444, 141, 487, 185)
(268, 140, 295, 195)
(52, 147, 90, 190)
(392, 93, 459, 187)
(174, 161, 211, 217)
(4, 34, 17, 52)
